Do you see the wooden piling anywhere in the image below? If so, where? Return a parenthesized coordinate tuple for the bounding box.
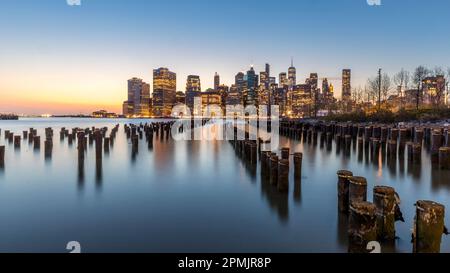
(349, 176, 367, 207)
(34, 136, 40, 149)
(270, 154, 279, 185)
(293, 153, 303, 180)
(337, 170, 353, 213)
(348, 201, 378, 253)
(413, 200, 446, 253)
(0, 146, 4, 167)
(14, 136, 21, 148)
(373, 186, 397, 240)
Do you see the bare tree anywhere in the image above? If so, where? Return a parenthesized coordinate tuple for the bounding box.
(381, 73, 392, 102)
(393, 69, 410, 109)
(412, 66, 430, 110)
(393, 69, 410, 95)
(367, 73, 392, 109)
(351, 86, 364, 104)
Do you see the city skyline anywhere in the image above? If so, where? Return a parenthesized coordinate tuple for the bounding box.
(1, 0, 450, 114)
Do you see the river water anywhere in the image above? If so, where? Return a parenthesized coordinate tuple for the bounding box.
(0, 118, 449, 253)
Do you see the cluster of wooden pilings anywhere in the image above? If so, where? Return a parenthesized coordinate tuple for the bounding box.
(280, 120, 450, 169)
(337, 170, 448, 253)
(229, 133, 303, 194)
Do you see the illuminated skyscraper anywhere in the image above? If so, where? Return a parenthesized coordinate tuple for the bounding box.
(288, 58, 296, 88)
(279, 72, 288, 87)
(342, 69, 352, 112)
(235, 72, 245, 94)
(214, 72, 220, 91)
(123, 77, 150, 117)
(245, 66, 258, 106)
(185, 75, 202, 114)
(152, 68, 176, 117)
(342, 69, 351, 101)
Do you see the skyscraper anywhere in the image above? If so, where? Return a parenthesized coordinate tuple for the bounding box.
(279, 72, 288, 87)
(342, 69, 351, 101)
(185, 75, 202, 114)
(288, 58, 296, 88)
(342, 69, 352, 112)
(123, 77, 151, 117)
(245, 66, 258, 106)
(235, 72, 245, 95)
(152, 67, 176, 117)
(214, 72, 220, 91)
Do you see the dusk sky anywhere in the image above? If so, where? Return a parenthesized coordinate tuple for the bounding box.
(1, 0, 449, 114)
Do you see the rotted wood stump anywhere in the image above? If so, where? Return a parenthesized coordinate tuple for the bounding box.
(373, 186, 397, 240)
(413, 200, 446, 253)
(349, 176, 367, 207)
(348, 201, 378, 253)
(281, 147, 290, 160)
(0, 146, 5, 167)
(14, 136, 21, 149)
(34, 136, 40, 149)
(293, 153, 303, 180)
(337, 170, 353, 213)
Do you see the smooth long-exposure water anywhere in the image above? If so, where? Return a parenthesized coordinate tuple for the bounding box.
(0, 118, 449, 253)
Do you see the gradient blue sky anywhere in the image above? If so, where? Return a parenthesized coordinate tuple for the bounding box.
(0, 0, 449, 114)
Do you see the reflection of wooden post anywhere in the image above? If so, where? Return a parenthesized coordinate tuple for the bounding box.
(277, 159, 289, 193)
(413, 200, 446, 253)
(439, 147, 450, 169)
(349, 176, 367, 207)
(337, 170, 353, 213)
(349, 201, 377, 253)
(374, 186, 397, 240)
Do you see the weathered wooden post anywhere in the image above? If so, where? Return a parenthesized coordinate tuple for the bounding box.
(413, 200, 446, 253)
(23, 131, 28, 140)
(14, 136, 21, 149)
(281, 147, 290, 160)
(348, 201, 378, 253)
(0, 146, 5, 167)
(277, 159, 289, 193)
(261, 151, 270, 179)
(270, 154, 279, 185)
(387, 140, 397, 158)
(34, 136, 40, 149)
(373, 186, 397, 240)
(337, 170, 354, 213)
(44, 139, 53, 158)
(349, 176, 367, 206)
(431, 130, 443, 157)
(439, 147, 450, 169)
(104, 137, 110, 153)
(293, 153, 303, 180)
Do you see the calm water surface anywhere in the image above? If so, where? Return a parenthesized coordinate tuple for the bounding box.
(0, 118, 449, 253)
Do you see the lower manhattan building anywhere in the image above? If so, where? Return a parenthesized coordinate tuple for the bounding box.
(122, 77, 151, 117)
(152, 67, 177, 117)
